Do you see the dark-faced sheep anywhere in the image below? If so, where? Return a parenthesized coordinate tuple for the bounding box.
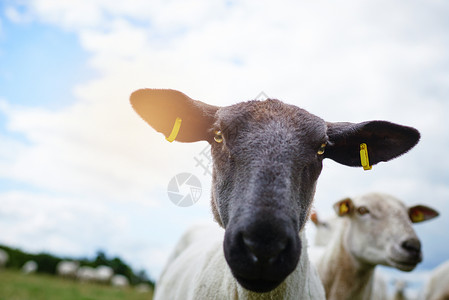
(131, 89, 421, 299)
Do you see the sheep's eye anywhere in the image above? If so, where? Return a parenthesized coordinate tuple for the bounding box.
(214, 130, 223, 143)
(357, 206, 370, 215)
(317, 143, 326, 155)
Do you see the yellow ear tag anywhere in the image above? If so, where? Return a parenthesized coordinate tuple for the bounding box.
(339, 202, 349, 215)
(166, 117, 182, 143)
(360, 143, 372, 171)
(411, 210, 424, 223)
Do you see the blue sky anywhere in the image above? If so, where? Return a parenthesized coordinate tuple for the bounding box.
(0, 12, 91, 109)
(0, 0, 448, 296)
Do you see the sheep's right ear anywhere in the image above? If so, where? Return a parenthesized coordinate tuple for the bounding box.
(325, 121, 420, 167)
(130, 89, 219, 143)
(408, 205, 439, 223)
(333, 198, 354, 217)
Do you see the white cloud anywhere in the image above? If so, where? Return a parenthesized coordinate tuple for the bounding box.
(1, 0, 449, 279)
(4, 5, 31, 24)
(1, 87, 209, 205)
(0, 191, 127, 255)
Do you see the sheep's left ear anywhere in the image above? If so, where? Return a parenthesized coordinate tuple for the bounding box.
(310, 211, 319, 226)
(333, 198, 354, 217)
(325, 121, 420, 167)
(408, 205, 439, 223)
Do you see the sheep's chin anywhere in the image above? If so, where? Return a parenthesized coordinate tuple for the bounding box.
(386, 256, 419, 272)
(235, 275, 283, 293)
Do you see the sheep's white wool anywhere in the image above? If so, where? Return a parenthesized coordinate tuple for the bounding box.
(423, 260, 449, 300)
(154, 224, 325, 300)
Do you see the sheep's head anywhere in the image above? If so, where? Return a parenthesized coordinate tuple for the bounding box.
(130, 89, 420, 293)
(333, 193, 438, 271)
(311, 211, 338, 247)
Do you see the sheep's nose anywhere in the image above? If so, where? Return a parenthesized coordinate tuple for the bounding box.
(401, 238, 421, 256)
(223, 214, 301, 293)
(242, 233, 288, 265)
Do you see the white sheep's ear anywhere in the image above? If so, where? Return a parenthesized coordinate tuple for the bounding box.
(324, 121, 420, 167)
(408, 205, 439, 223)
(130, 89, 219, 143)
(333, 198, 354, 217)
(310, 211, 319, 226)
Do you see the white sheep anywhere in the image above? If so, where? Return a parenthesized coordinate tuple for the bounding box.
(95, 265, 114, 283)
(0, 249, 9, 268)
(423, 260, 449, 300)
(22, 260, 38, 274)
(56, 260, 79, 278)
(316, 193, 438, 300)
(131, 89, 421, 299)
(111, 274, 130, 287)
(310, 211, 338, 247)
(77, 266, 96, 282)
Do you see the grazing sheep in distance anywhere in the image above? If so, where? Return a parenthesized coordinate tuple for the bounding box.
(76, 265, 114, 284)
(95, 265, 114, 283)
(77, 266, 96, 282)
(131, 89, 421, 299)
(0, 249, 8, 268)
(423, 260, 449, 300)
(316, 193, 438, 300)
(111, 274, 130, 287)
(56, 260, 79, 279)
(22, 260, 38, 274)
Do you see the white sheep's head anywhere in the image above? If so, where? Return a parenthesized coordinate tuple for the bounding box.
(333, 193, 439, 271)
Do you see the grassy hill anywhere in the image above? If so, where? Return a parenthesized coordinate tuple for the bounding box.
(0, 269, 153, 300)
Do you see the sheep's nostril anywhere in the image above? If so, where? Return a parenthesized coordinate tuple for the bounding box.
(242, 237, 260, 264)
(401, 238, 421, 255)
(242, 235, 288, 265)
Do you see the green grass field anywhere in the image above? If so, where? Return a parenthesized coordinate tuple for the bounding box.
(0, 269, 153, 300)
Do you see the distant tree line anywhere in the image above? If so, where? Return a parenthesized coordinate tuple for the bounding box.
(0, 244, 154, 287)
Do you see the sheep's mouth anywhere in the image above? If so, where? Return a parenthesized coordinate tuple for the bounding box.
(387, 244, 422, 271)
(234, 275, 283, 293)
(387, 256, 421, 272)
